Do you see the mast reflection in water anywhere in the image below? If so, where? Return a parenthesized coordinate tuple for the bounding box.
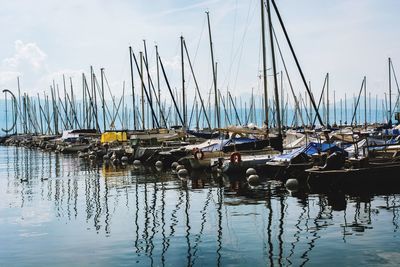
(0, 146, 400, 266)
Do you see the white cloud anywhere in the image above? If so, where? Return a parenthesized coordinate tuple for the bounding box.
(0, 40, 49, 92)
(0, 40, 85, 96)
(2, 40, 47, 71)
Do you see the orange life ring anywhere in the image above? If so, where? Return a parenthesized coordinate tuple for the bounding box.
(194, 149, 204, 160)
(192, 147, 199, 155)
(230, 152, 241, 164)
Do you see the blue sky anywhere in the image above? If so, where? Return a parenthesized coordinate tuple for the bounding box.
(0, 0, 399, 104)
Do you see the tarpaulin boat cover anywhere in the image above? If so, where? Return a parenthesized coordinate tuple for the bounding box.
(101, 131, 127, 143)
(273, 142, 348, 162)
(304, 142, 348, 156)
(187, 130, 220, 139)
(199, 138, 259, 152)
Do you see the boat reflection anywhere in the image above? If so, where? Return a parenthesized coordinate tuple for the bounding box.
(3, 147, 400, 266)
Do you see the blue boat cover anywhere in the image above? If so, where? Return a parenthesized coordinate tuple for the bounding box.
(200, 138, 259, 152)
(273, 142, 348, 161)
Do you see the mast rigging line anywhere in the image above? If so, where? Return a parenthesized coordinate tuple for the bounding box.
(271, 23, 306, 127)
(389, 60, 400, 118)
(183, 39, 212, 129)
(269, 0, 324, 126)
(82, 75, 101, 131)
(102, 71, 124, 127)
(350, 77, 366, 127)
(311, 74, 328, 127)
(158, 54, 184, 126)
(228, 92, 242, 125)
(131, 49, 161, 128)
(141, 51, 168, 127)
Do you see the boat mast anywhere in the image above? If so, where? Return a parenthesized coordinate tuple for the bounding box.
(364, 77, 367, 129)
(91, 66, 99, 132)
(140, 52, 145, 130)
(183, 39, 211, 129)
(156, 45, 161, 127)
(333, 90, 336, 125)
(101, 68, 106, 132)
(375, 95, 378, 123)
(309, 82, 313, 127)
(345, 93, 347, 125)
(369, 92, 371, 125)
(181, 36, 186, 129)
(280, 71, 284, 127)
(326, 72, 329, 126)
(143, 40, 154, 129)
(350, 77, 366, 127)
(270, 0, 324, 126)
(266, 0, 282, 139)
(260, 0, 269, 128)
(206, 11, 220, 129)
(340, 98, 343, 126)
(129, 46, 137, 130)
(389, 57, 392, 122)
(62, 75, 69, 129)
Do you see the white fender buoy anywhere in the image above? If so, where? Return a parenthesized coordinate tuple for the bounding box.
(285, 178, 299, 192)
(178, 168, 189, 178)
(246, 168, 257, 176)
(247, 174, 260, 185)
(176, 164, 185, 171)
(171, 162, 179, 170)
(155, 161, 163, 168)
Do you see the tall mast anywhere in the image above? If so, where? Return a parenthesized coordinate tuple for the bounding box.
(266, 0, 282, 138)
(183, 39, 212, 129)
(345, 93, 347, 125)
(364, 76, 367, 129)
(333, 90, 336, 125)
(156, 45, 161, 127)
(375, 95, 378, 123)
(62, 75, 69, 128)
(369, 92, 371, 124)
(309, 82, 313, 126)
(101, 68, 106, 132)
(37, 93, 43, 134)
(129, 46, 137, 130)
(143, 40, 153, 128)
(389, 57, 392, 121)
(69, 77, 77, 128)
(206, 11, 220, 129)
(280, 71, 284, 127)
(17, 77, 25, 134)
(260, 0, 269, 127)
(140, 52, 145, 130)
(270, 0, 324, 126)
(340, 98, 343, 126)
(90, 66, 99, 132)
(181, 35, 186, 129)
(326, 72, 329, 126)
(50, 83, 58, 134)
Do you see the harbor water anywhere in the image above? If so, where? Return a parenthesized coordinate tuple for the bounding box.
(1, 146, 400, 266)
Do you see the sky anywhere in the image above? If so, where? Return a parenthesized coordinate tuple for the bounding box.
(0, 0, 400, 105)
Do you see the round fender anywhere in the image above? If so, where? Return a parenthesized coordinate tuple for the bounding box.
(230, 152, 242, 164)
(194, 149, 204, 160)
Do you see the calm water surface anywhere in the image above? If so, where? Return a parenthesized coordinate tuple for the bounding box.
(0, 146, 400, 266)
